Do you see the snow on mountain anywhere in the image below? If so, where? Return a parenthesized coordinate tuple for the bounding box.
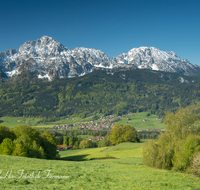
(113, 47, 200, 75)
(0, 36, 200, 81)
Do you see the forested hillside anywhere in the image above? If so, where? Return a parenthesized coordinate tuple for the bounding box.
(0, 69, 200, 120)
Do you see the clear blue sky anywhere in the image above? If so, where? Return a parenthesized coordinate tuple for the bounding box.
(0, 0, 200, 65)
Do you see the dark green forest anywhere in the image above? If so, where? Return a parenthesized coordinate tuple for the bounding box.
(1, 69, 200, 120)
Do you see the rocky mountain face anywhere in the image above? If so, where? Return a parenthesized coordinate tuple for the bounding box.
(0, 36, 200, 81)
(113, 47, 200, 75)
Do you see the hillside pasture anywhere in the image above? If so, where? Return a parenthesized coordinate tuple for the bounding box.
(59, 142, 144, 161)
(115, 112, 163, 130)
(0, 142, 200, 189)
(0, 117, 41, 128)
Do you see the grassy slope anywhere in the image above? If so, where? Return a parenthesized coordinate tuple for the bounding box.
(1, 143, 200, 189)
(114, 112, 163, 130)
(59, 143, 144, 161)
(0, 116, 88, 129)
(0, 117, 41, 128)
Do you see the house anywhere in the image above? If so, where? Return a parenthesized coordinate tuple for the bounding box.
(67, 145, 73, 150)
(96, 136, 104, 140)
(57, 144, 64, 151)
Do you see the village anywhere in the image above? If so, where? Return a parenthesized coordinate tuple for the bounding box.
(51, 114, 125, 131)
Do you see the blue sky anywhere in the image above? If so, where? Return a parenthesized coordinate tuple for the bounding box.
(0, 0, 200, 65)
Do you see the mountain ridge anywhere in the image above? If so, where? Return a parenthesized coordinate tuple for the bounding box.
(1, 36, 200, 81)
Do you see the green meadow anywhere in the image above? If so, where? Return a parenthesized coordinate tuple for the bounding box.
(115, 112, 163, 130)
(0, 116, 85, 129)
(0, 117, 42, 128)
(1, 142, 200, 189)
(0, 112, 163, 130)
(60, 142, 144, 161)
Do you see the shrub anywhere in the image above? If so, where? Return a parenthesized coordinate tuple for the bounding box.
(79, 139, 97, 149)
(143, 105, 200, 172)
(190, 152, 200, 177)
(173, 135, 200, 171)
(143, 140, 158, 167)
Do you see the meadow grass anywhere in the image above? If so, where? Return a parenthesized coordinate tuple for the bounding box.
(59, 143, 144, 161)
(77, 135, 93, 138)
(1, 142, 200, 189)
(115, 112, 163, 130)
(0, 117, 41, 128)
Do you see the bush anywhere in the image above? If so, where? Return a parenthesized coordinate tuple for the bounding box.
(190, 152, 200, 177)
(143, 105, 200, 172)
(98, 135, 111, 148)
(79, 139, 97, 149)
(146, 113, 151, 117)
(143, 140, 159, 167)
(173, 135, 200, 171)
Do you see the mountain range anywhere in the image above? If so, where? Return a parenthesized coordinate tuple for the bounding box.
(0, 36, 200, 81)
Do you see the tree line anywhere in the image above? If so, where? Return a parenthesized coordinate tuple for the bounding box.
(0, 125, 58, 159)
(54, 124, 140, 149)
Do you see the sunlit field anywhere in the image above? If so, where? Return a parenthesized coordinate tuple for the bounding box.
(114, 112, 163, 130)
(1, 142, 200, 189)
(0, 117, 42, 128)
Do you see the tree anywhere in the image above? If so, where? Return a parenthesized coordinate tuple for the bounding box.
(79, 139, 97, 149)
(79, 140, 86, 149)
(63, 136, 68, 147)
(41, 130, 57, 159)
(74, 141, 79, 149)
(0, 138, 14, 155)
(98, 135, 111, 147)
(122, 125, 137, 142)
(12, 140, 27, 157)
(0, 125, 57, 159)
(0, 125, 15, 144)
(68, 137, 73, 146)
(109, 123, 124, 145)
(109, 123, 138, 145)
(13, 125, 42, 146)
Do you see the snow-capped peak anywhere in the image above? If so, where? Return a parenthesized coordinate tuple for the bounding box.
(0, 36, 200, 81)
(114, 46, 198, 75)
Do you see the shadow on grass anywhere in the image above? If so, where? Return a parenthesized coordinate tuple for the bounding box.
(59, 154, 90, 161)
(59, 154, 119, 161)
(89, 157, 118, 160)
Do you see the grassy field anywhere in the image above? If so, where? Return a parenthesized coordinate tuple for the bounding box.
(0, 117, 42, 128)
(1, 142, 200, 189)
(115, 112, 163, 130)
(59, 143, 144, 161)
(0, 142, 200, 189)
(0, 115, 96, 129)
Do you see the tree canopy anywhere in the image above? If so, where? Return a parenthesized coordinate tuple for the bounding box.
(108, 123, 139, 145)
(0, 125, 58, 159)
